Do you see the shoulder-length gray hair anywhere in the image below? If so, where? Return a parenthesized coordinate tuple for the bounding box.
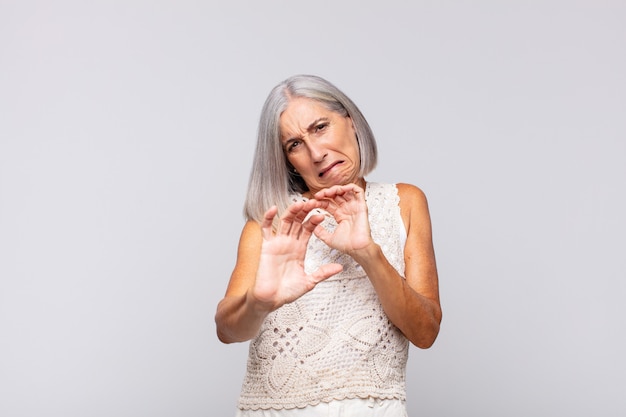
(243, 74, 378, 223)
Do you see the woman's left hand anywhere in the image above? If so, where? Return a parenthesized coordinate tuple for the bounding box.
(313, 183, 374, 255)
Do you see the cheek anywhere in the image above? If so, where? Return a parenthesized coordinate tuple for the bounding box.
(346, 126, 359, 157)
(287, 155, 307, 172)
(348, 137, 360, 161)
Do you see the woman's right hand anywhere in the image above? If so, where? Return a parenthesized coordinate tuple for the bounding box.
(251, 200, 343, 311)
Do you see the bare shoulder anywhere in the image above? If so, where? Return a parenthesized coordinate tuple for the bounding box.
(395, 183, 430, 225)
(396, 182, 428, 205)
(396, 183, 428, 213)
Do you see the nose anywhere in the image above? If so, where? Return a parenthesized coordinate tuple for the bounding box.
(308, 141, 327, 163)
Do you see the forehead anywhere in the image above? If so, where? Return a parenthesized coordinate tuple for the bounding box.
(279, 98, 333, 131)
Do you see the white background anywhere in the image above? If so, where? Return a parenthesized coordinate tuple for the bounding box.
(1, 1, 625, 416)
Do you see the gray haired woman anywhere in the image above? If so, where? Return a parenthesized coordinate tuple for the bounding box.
(215, 75, 441, 416)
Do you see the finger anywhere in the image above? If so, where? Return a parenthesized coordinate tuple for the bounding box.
(312, 223, 333, 246)
(302, 198, 325, 213)
(315, 185, 351, 206)
(346, 183, 365, 194)
(313, 185, 341, 200)
(332, 192, 349, 206)
(325, 185, 366, 210)
(315, 199, 330, 211)
(298, 213, 324, 240)
(311, 263, 343, 284)
(289, 214, 309, 240)
(345, 184, 366, 202)
(302, 212, 325, 229)
(261, 206, 278, 240)
(291, 200, 326, 238)
(279, 201, 304, 235)
(334, 184, 363, 202)
(315, 183, 358, 197)
(305, 199, 330, 215)
(294, 199, 320, 224)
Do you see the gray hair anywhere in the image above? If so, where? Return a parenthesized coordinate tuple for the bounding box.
(243, 74, 378, 223)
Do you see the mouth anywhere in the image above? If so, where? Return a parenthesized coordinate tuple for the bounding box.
(319, 161, 343, 177)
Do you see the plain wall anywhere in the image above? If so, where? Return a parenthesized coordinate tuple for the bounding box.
(1, 1, 624, 416)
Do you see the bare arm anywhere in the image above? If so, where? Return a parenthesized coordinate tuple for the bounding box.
(214, 219, 265, 344)
(313, 183, 441, 348)
(215, 200, 343, 344)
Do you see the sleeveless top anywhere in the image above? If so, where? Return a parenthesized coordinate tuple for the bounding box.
(238, 183, 408, 410)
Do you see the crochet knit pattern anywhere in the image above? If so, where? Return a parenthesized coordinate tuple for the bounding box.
(238, 183, 408, 410)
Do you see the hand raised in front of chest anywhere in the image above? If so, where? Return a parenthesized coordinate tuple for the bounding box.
(252, 200, 343, 311)
(313, 184, 374, 256)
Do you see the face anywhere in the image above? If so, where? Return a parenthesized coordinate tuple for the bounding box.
(279, 97, 361, 195)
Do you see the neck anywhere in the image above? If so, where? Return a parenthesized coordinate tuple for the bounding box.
(303, 178, 367, 199)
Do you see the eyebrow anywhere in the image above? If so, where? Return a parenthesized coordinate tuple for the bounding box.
(282, 117, 330, 145)
(306, 117, 330, 131)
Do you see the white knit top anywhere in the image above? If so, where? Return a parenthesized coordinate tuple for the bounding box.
(238, 183, 408, 410)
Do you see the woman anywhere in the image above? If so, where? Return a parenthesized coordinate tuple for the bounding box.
(215, 75, 441, 416)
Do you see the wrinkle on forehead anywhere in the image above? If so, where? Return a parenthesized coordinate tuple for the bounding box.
(279, 98, 329, 141)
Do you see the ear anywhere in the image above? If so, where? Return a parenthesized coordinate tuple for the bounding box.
(285, 159, 297, 174)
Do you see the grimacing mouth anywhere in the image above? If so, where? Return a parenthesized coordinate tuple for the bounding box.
(319, 161, 342, 177)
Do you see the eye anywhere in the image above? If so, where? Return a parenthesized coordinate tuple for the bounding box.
(286, 140, 301, 153)
(314, 123, 328, 133)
